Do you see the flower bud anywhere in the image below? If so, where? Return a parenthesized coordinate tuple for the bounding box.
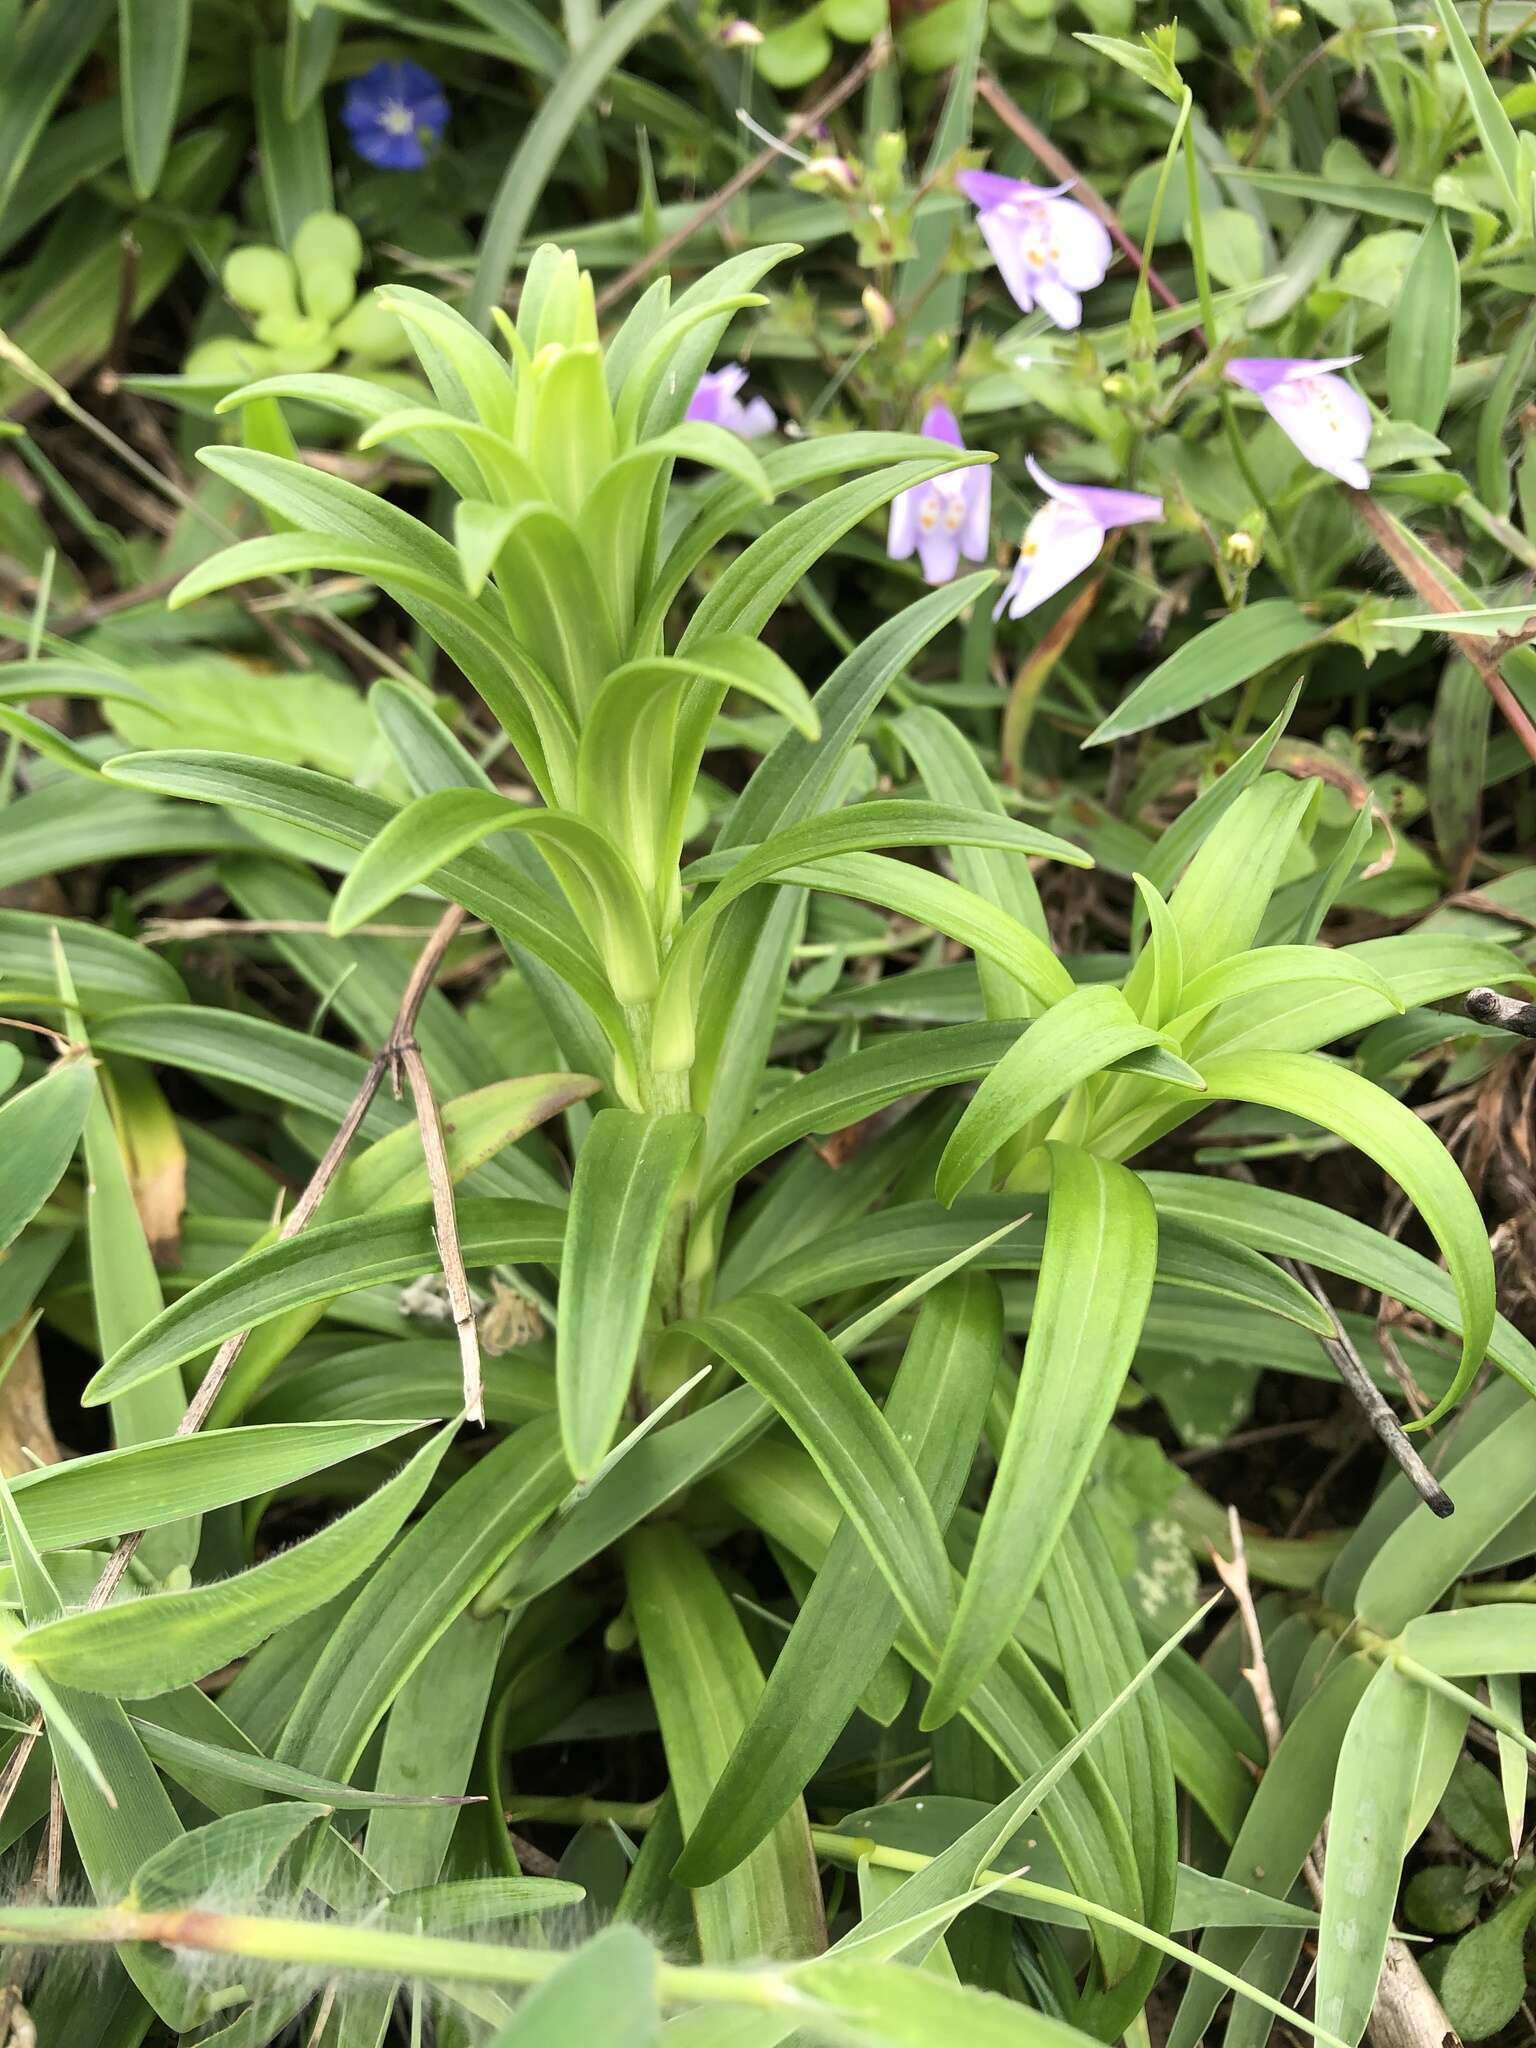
(861, 286, 895, 336)
(1225, 528, 1259, 567)
(717, 17, 763, 43)
(1271, 4, 1302, 27)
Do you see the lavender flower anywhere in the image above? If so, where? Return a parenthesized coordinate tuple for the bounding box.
(956, 171, 1112, 330)
(343, 61, 449, 172)
(887, 405, 992, 585)
(1223, 356, 1372, 489)
(685, 365, 776, 439)
(997, 457, 1161, 620)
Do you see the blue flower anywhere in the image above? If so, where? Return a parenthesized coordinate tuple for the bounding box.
(342, 60, 449, 172)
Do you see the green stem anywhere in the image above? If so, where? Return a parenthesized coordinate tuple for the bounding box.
(0, 1905, 799, 2015)
(1180, 120, 1301, 597)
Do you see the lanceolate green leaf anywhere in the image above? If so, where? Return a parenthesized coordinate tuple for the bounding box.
(0, 1420, 427, 1558)
(13, 1423, 454, 1698)
(682, 1297, 956, 1655)
(924, 1147, 1157, 1728)
(1195, 1051, 1495, 1424)
(1316, 1667, 1426, 2048)
(676, 1274, 1001, 1886)
(85, 1197, 566, 1401)
(101, 753, 628, 1049)
(0, 1053, 93, 1252)
(558, 1109, 701, 1479)
(624, 1523, 824, 1963)
(1085, 603, 1320, 746)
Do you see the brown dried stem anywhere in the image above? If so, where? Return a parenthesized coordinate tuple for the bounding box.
(1210, 1505, 1285, 1757)
(1352, 489, 1536, 770)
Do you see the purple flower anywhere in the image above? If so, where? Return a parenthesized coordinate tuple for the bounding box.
(1223, 355, 1372, 489)
(997, 457, 1161, 620)
(957, 171, 1112, 330)
(685, 366, 776, 440)
(887, 404, 992, 585)
(342, 61, 449, 172)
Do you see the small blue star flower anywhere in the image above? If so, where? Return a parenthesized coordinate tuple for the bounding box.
(342, 60, 449, 171)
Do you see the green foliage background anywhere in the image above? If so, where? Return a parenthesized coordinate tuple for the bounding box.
(0, 2, 1535, 2044)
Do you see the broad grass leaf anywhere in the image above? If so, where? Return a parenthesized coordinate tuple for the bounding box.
(102, 754, 622, 1036)
(787, 1960, 1100, 2048)
(464, 0, 704, 328)
(711, 1438, 1145, 1988)
(1042, 1506, 1178, 2033)
(558, 1108, 701, 1478)
(328, 790, 657, 1001)
(676, 1274, 1001, 1886)
(1163, 945, 1403, 1039)
(1387, 214, 1459, 435)
(1169, 1655, 1375, 2048)
(1317, 1666, 1426, 2047)
(130, 1714, 486, 1811)
(1403, 1601, 1536, 1690)
(0, 1420, 419, 1558)
(623, 1523, 824, 1962)
(84, 1197, 565, 1402)
(752, 1194, 1327, 1334)
(277, 1418, 568, 1780)
(1167, 777, 1319, 986)
(1136, 683, 1303, 903)
(681, 1297, 956, 1655)
(924, 1147, 1156, 1726)
(486, 1924, 658, 2046)
(13, 1422, 454, 1697)
(0, 1054, 93, 1253)
(1142, 1173, 1536, 1403)
(514, 1385, 771, 1599)
(1086, 604, 1320, 747)
(129, 1802, 329, 1911)
(1429, 0, 1522, 223)
(120, 0, 190, 199)
(1195, 1051, 1494, 1426)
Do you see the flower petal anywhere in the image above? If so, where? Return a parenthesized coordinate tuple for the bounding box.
(1032, 275, 1083, 330)
(960, 465, 992, 561)
(1068, 482, 1162, 529)
(917, 529, 963, 584)
(1262, 371, 1373, 488)
(734, 396, 777, 439)
(976, 210, 1038, 316)
(1042, 197, 1112, 290)
(921, 402, 964, 448)
(1000, 500, 1107, 619)
(888, 485, 922, 561)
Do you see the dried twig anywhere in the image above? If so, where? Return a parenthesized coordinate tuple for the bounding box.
(1352, 490, 1536, 770)
(1287, 1259, 1453, 1518)
(1228, 1164, 1453, 1516)
(975, 75, 1193, 332)
(394, 1036, 482, 1423)
(1467, 986, 1536, 1040)
(1210, 1505, 1285, 1757)
(595, 39, 891, 315)
(139, 915, 487, 946)
(0, 907, 471, 1828)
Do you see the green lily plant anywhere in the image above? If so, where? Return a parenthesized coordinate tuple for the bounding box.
(38, 242, 1528, 2041)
